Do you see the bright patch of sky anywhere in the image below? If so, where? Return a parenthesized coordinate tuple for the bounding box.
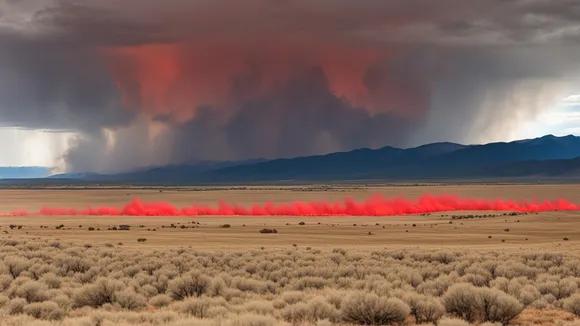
(0, 128, 75, 167)
(516, 94, 580, 140)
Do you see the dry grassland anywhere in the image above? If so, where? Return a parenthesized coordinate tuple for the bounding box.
(0, 184, 579, 325)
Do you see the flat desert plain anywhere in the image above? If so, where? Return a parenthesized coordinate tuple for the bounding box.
(0, 184, 579, 326)
(0, 184, 578, 250)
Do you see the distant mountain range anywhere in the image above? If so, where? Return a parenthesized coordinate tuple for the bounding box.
(204, 134, 580, 182)
(2, 134, 580, 184)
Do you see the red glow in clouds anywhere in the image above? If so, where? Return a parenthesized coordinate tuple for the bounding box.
(4, 194, 580, 217)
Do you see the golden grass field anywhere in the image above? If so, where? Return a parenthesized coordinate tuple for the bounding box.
(0, 184, 579, 326)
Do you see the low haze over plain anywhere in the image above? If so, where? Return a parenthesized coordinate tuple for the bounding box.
(0, 0, 579, 172)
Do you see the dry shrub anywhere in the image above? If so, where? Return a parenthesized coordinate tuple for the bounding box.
(231, 277, 277, 295)
(564, 294, 580, 316)
(11, 280, 49, 302)
(3, 256, 30, 278)
(169, 272, 211, 300)
(207, 305, 231, 318)
(208, 276, 227, 297)
(442, 283, 481, 323)
(281, 291, 306, 305)
(52, 294, 72, 310)
(141, 284, 158, 297)
(308, 297, 340, 322)
(537, 277, 578, 300)
(148, 294, 173, 308)
(403, 292, 444, 323)
(281, 297, 339, 323)
(341, 292, 410, 325)
(0, 294, 10, 307)
(281, 302, 312, 323)
(113, 289, 147, 310)
(417, 297, 445, 323)
(23, 301, 65, 320)
(325, 290, 345, 309)
(40, 272, 61, 289)
(479, 287, 523, 324)
(7, 298, 27, 315)
(241, 300, 275, 316)
(179, 297, 211, 318)
(519, 284, 541, 306)
(73, 278, 124, 308)
(0, 274, 13, 291)
(293, 276, 327, 291)
(2, 241, 580, 324)
(58, 257, 91, 274)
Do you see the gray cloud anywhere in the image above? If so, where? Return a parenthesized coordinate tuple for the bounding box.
(1, 0, 580, 172)
(0, 30, 135, 132)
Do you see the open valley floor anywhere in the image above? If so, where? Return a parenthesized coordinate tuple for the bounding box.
(0, 184, 580, 325)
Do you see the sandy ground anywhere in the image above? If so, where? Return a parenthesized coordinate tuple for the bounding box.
(0, 184, 579, 251)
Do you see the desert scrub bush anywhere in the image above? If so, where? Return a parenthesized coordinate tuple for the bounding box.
(0, 294, 9, 308)
(208, 276, 228, 297)
(292, 276, 327, 290)
(58, 256, 91, 274)
(537, 276, 578, 300)
(23, 301, 65, 320)
(519, 284, 541, 306)
(6, 297, 27, 315)
(230, 277, 278, 295)
(3, 256, 30, 278)
(148, 294, 173, 308)
(281, 297, 340, 323)
(113, 289, 147, 310)
(10, 280, 49, 302)
(237, 300, 275, 316)
(0, 274, 13, 292)
(169, 272, 211, 299)
(341, 292, 410, 325)
(564, 294, 580, 316)
(73, 277, 124, 308)
(442, 283, 481, 323)
(40, 272, 61, 289)
(479, 287, 523, 324)
(403, 293, 444, 323)
(281, 291, 307, 305)
(178, 297, 211, 318)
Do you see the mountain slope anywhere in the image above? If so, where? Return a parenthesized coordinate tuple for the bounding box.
(430, 134, 580, 166)
(209, 134, 580, 181)
(211, 142, 471, 180)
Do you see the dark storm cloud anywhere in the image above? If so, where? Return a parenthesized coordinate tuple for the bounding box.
(30, 2, 172, 46)
(1, 0, 580, 172)
(181, 67, 420, 161)
(0, 30, 136, 132)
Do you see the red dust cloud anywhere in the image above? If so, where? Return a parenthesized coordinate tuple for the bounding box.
(100, 41, 430, 121)
(5, 194, 579, 217)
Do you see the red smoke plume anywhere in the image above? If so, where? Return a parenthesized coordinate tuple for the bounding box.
(5, 194, 579, 217)
(100, 41, 429, 120)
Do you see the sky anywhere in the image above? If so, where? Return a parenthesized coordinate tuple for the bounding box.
(0, 0, 580, 172)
